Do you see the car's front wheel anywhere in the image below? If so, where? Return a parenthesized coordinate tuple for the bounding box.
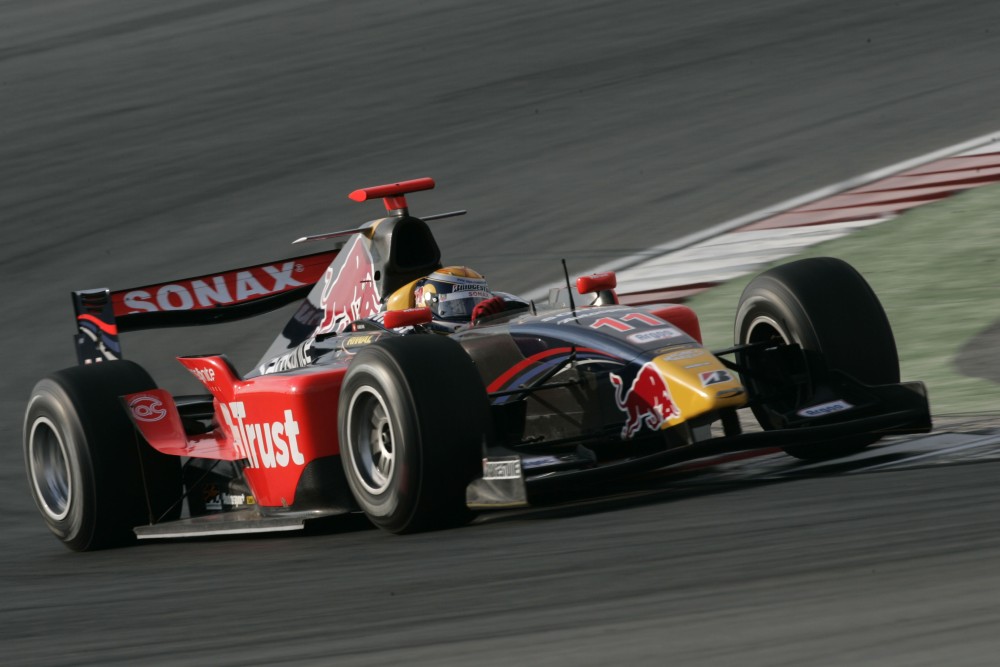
(338, 335, 488, 533)
(734, 257, 900, 461)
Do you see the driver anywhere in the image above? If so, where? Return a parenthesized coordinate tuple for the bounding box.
(386, 266, 507, 328)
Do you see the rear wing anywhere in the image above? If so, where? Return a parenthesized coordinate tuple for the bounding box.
(72, 249, 339, 365)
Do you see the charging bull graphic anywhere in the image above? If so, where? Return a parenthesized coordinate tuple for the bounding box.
(609, 361, 681, 439)
(315, 236, 382, 335)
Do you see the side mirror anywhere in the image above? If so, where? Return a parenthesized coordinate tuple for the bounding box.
(383, 307, 433, 329)
(576, 271, 617, 295)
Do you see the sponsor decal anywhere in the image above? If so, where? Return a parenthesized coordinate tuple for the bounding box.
(188, 367, 216, 383)
(662, 347, 704, 362)
(684, 362, 711, 369)
(120, 262, 307, 314)
(483, 457, 522, 480)
(128, 395, 167, 423)
(699, 370, 734, 386)
(204, 484, 222, 511)
(438, 289, 491, 301)
(290, 299, 324, 329)
(222, 492, 254, 508)
(521, 455, 563, 470)
(440, 278, 490, 292)
(628, 327, 683, 344)
(218, 401, 305, 469)
(259, 339, 315, 375)
(345, 334, 377, 347)
(316, 237, 381, 335)
(798, 400, 853, 418)
(609, 361, 680, 439)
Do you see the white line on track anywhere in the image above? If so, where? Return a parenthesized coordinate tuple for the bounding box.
(613, 218, 886, 292)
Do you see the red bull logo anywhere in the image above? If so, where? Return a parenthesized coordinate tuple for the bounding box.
(610, 361, 681, 439)
(316, 236, 381, 335)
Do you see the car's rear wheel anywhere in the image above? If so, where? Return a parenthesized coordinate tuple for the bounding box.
(338, 335, 487, 533)
(734, 257, 899, 461)
(23, 361, 182, 551)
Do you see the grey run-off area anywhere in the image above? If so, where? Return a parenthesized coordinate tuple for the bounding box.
(3, 2, 1000, 665)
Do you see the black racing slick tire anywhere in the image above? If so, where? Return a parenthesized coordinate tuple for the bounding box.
(23, 361, 182, 551)
(734, 257, 900, 461)
(338, 335, 488, 534)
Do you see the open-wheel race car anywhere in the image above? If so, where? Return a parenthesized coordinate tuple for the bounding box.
(23, 178, 932, 550)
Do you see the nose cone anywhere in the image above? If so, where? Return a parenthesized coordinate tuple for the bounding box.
(650, 348, 746, 426)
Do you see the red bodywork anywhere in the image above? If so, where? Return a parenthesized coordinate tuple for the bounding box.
(349, 177, 435, 213)
(117, 180, 445, 510)
(128, 355, 349, 509)
(118, 240, 397, 508)
(576, 271, 617, 295)
(110, 251, 338, 316)
(649, 304, 702, 343)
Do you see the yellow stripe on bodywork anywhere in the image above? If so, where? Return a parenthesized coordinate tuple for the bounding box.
(651, 349, 747, 427)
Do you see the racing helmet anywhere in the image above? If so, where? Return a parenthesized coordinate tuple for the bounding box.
(413, 267, 493, 321)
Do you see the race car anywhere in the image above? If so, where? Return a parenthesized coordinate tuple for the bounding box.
(23, 177, 932, 551)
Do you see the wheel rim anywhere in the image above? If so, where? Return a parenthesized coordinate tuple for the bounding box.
(28, 417, 72, 521)
(346, 387, 396, 496)
(742, 313, 801, 422)
(745, 314, 789, 345)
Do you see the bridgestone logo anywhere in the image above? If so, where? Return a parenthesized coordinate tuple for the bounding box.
(483, 458, 522, 480)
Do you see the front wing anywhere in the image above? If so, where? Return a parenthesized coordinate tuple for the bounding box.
(468, 379, 930, 506)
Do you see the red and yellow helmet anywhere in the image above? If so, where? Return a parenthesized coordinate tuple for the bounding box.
(388, 267, 492, 321)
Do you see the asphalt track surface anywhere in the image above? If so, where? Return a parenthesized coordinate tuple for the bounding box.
(3, 1, 1000, 664)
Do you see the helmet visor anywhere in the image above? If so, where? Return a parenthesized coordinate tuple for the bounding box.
(433, 289, 492, 319)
